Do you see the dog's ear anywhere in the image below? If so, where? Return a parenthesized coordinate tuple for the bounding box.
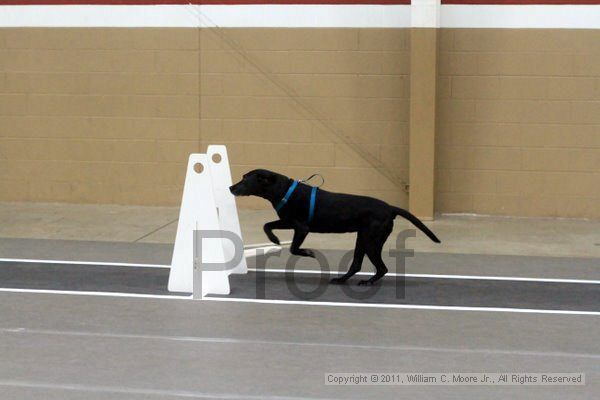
(257, 173, 275, 185)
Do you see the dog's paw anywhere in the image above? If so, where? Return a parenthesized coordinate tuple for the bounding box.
(266, 234, 280, 245)
(330, 277, 347, 285)
(291, 248, 315, 258)
(358, 279, 374, 286)
(301, 249, 315, 258)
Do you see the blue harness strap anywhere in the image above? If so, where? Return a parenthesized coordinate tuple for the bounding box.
(308, 186, 317, 223)
(275, 179, 319, 223)
(275, 180, 299, 212)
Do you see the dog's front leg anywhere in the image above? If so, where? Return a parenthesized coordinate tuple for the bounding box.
(263, 220, 292, 245)
(290, 223, 315, 258)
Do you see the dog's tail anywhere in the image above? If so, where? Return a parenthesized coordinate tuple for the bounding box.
(392, 206, 441, 243)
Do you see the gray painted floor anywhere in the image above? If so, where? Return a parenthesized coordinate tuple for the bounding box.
(0, 293, 598, 400)
(220, 271, 600, 310)
(0, 241, 599, 399)
(0, 261, 174, 295)
(1, 261, 599, 312)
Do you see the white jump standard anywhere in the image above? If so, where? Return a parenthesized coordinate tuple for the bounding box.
(168, 145, 253, 298)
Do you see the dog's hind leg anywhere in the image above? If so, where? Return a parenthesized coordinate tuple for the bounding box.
(289, 223, 315, 258)
(359, 221, 393, 286)
(359, 249, 388, 286)
(330, 233, 365, 284)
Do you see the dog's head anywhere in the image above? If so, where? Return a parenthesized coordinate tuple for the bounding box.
(230, 169, 289, 200)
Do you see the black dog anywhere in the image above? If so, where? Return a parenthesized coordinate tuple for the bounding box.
(230, 169, 440, 285)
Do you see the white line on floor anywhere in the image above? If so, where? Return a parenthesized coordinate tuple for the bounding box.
(0, 288, 190, 300)
(1, 257, 598, 285)
(251, 268, 600, 285)
(2, 327, 599, 360)
(0, 287, 598, 316)
(0, 258, 169, 268)
(0, 246, 280, 269)
(244, 240, 291, 248)
(203, 296, 600, 316)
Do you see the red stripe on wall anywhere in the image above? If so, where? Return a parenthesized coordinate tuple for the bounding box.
(0, 0, 411, 5)
(443, 0, 600, 4)
(5, 0, 600, 4)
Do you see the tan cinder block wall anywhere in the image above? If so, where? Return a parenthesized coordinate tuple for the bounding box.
(0, 28, 410, 208)
(199, 28, 410, 209)
(0, 28, 200, 205)
(436, 29, 600, 218)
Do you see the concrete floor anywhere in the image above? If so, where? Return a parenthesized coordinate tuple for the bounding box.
(0, 201, 599, 400)
(0, 201, 599, 258)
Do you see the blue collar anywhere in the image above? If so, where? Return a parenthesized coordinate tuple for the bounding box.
(275, 180, 299, 212)
(275, 180, 318, 223)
